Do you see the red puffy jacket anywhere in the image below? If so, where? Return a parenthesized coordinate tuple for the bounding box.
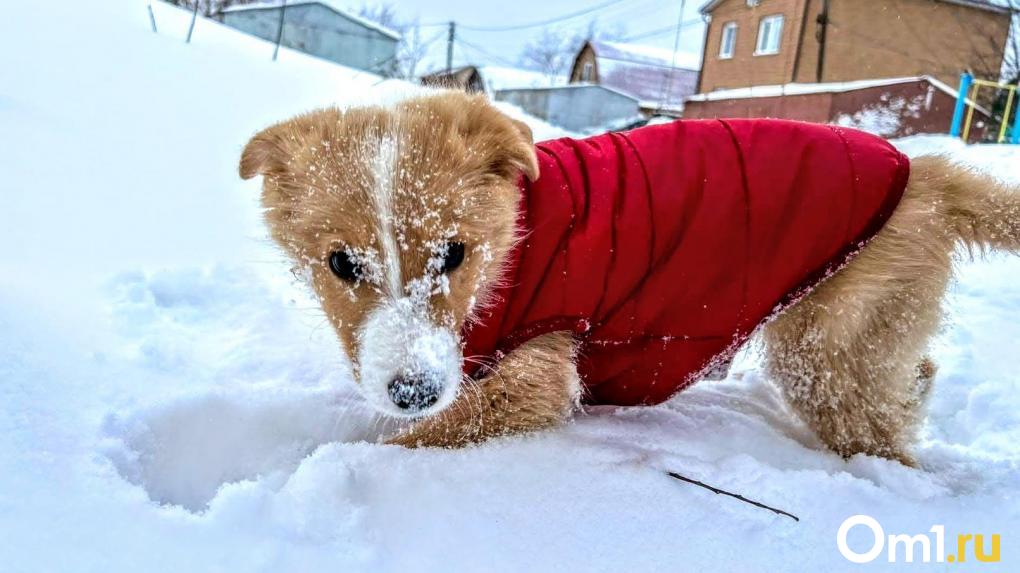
(462, 119, 910, 406)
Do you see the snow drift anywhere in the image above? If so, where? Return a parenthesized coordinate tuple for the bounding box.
(1, 2, 1019, 572)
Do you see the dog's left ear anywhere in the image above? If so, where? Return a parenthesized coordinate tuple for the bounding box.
(508, 118, 540, 182)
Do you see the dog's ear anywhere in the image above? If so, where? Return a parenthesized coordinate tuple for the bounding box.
(456, 96, 539, 182)
(507, 118, 540, 182)
(239, 126, 285, 180)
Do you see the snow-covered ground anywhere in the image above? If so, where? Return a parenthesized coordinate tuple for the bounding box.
(2, 2, 1019, 572)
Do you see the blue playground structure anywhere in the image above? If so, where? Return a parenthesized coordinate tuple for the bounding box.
(950, 72, 1020, 144)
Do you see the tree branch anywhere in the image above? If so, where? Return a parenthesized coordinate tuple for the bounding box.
(666, 471, 800, 522)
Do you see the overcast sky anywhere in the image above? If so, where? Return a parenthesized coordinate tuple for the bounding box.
(351, 0, 712, 73)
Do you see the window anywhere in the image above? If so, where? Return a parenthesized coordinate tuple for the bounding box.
(755, 14, 784, 55)
(719, 22, 737, 59)
(581, 61, 593, 82)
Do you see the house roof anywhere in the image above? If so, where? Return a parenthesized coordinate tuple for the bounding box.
(701, 0, 1014, 15)
(494, 83, 642, 103)
(420, 66, 484, 91)
(219, 1, 401, 39)
(589, 40, 701, 71)
(685, 75, 992, 115)
(419, 65, 567, 92)
(578, 40, 701, 109)
(477, 66, 568, 91)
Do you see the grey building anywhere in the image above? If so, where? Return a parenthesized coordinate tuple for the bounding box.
(569, 40, 701, 117)
(494, 84, 641, 133)
(216, 1, 399, 74)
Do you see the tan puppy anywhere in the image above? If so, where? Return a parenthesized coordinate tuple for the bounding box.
(240, 92, 1020, 464)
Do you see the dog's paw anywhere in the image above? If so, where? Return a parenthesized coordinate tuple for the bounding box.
(384, 418, 479, 449)
(385, 431, 425, 449)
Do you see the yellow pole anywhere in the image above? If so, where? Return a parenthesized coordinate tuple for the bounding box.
(971, 79, 1009, 88)
(962, 83, 979, 143)
(997, 86, 1016, 144)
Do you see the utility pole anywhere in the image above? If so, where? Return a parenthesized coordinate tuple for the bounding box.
(273, 0, 288, 61)
(147, 2, 158, 33)
(185, 2, 198, 43)
(446, 21, 455, 73)
(658, 0, 687, 112)
(815, 0, 830, 83)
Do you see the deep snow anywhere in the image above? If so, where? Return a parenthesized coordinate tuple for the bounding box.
(1, 2, 1019, 572)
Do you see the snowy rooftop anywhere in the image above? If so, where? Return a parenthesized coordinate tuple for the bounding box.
(586, 40, 701, 109)
(685, 75, 993, 113)
(701, 0, 1015, 14)
(686, 76, 942, 101)
(418, 65, 568, 95)
(219, 1, 401, 40)
(591, 40, 701, 71)
(479, 65, 569, 91)
(4, 0, 1020, 570)
(494, 82, 641, 101)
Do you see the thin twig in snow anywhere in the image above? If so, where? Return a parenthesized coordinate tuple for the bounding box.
(666, 471, 800, 522)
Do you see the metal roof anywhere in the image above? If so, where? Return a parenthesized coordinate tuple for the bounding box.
(219, 1, 401, 40)
(701, 0, 1013, 15)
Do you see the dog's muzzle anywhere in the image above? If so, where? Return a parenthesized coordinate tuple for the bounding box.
(356, 297, 462, 418)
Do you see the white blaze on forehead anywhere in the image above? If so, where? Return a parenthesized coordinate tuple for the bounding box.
(368, 132, 403, 298)
(350, 122, 467, 418)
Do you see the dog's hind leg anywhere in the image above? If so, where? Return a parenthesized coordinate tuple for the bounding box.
(763, 172, 960, 465)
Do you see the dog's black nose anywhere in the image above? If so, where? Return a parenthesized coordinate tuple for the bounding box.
(387, 373, 441, 412)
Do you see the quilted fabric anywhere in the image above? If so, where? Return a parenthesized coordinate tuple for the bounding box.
(461, 119, 910, 406)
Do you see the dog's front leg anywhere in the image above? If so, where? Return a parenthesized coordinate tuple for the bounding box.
(386, 331, 580, 448)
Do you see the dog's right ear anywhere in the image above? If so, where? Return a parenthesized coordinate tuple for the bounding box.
(239, 127, 284, 180)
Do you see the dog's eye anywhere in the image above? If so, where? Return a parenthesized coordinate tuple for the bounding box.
(440, 241, 465, 274)
(329, 250, 361, 282)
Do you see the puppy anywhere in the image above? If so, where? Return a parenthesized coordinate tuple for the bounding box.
(240, 92, 1020, 464)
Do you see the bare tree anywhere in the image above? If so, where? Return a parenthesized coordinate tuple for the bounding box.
(519, 20, 626, 80)
(396, 23, 430, 79)
(519, 28, 576, 78)
(357, 3, 399, 30)
(358, 4, 429, 79)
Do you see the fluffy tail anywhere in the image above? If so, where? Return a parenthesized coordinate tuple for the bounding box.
(913, 155, 1020, 253)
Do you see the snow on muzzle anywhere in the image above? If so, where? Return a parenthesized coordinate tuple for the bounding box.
(356, 297, 462, 417)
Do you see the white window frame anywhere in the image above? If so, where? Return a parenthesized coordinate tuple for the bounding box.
(581, 61, 594, 82)
(719, 22, 738, 59)
(755, 14, 784, 56)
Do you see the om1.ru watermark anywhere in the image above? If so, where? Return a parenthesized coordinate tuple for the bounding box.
(837, 515, 1001, 564)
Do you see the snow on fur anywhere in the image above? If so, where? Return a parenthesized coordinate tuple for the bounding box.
(0, 1, 1018, 572)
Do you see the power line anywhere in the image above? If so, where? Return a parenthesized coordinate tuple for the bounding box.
(657, 0, 688, 110)
(423, 0, 631, 32)
(455, 36, 519, 67)
(543, 0, 676, 32)
(624, 17, 703, 42)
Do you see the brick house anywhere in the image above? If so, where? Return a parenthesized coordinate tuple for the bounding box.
(696, 0, 1013, 93)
